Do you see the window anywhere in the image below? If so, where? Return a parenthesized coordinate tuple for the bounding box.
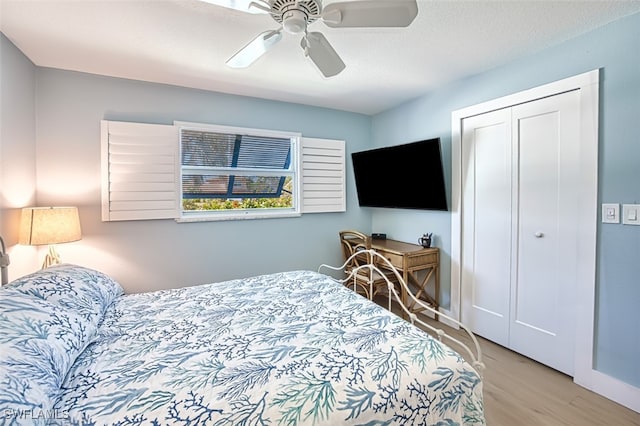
(101, 120, 345, 222)
(178, 123, 300, 219)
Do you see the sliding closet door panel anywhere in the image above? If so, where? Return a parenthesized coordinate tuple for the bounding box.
(510, 90, 580, 375)
(461, 109, 512, 346)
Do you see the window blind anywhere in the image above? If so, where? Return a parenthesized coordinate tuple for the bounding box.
(101, 120, 180, 221)
(181, 130, 292, 199)
(301, 138, 346, 213)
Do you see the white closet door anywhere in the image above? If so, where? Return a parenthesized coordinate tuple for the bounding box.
(461, 90, 581, 375)
(509, 90, 580, 375)
(461, 108, 513, 347)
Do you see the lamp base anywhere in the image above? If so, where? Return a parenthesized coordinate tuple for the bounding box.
(42, 245, 61, 269)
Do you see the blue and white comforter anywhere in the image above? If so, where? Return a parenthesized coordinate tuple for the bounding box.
(1, 265, 484, 425)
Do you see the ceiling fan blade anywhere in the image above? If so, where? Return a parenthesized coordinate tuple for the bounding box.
(198, 0, 269, 14)
(322, 0, 418, 28)
(226, 30, 282, 68)
(301, 32, 346, 78)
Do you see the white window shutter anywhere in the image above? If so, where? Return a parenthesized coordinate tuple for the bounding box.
(301, 138, 345, 213)
(101, 120, 180, 221)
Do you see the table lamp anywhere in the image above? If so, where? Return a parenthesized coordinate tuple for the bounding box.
(19, 206, 82, 269)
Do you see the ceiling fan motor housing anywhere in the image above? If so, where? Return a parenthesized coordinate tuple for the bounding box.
(282, 10, 307, 34)
(270, 0, 322, 34)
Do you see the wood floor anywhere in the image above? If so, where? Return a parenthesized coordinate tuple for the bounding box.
(472, 334, 640, 425)
(377, 298, 640, 425)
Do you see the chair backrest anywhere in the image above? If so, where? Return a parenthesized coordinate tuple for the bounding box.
(339, 230, 372, 273)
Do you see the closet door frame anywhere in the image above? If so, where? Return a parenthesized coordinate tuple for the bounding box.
(451, 69, 639, 412)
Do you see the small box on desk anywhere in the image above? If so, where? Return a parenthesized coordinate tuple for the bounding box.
(371, 233, 387, 240)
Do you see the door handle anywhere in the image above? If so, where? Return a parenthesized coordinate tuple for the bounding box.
(534, 232, 544, 238)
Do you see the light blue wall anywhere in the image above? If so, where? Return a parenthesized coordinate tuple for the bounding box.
(0, 32, 373, 292)
(371, 12, 640, 388)
(0, 33, 39, 278)
(31, 69, 372, 293)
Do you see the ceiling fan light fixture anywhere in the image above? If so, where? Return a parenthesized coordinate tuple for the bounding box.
(282, 9, 307, 34)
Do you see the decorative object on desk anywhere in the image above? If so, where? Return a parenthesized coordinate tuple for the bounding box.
(371, 232, 386, 240)
(19, 206, 82, 269)
(0, 235, 10, 285)
(418, 232, 433, 248)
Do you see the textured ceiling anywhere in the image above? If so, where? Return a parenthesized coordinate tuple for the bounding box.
(1, 0, 640, 115)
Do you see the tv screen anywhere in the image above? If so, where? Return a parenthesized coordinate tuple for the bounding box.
(351, 138, 448, 210)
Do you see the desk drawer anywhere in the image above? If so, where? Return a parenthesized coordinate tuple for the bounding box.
(406, 252, 438, 268)
(379, 252, 404, 269)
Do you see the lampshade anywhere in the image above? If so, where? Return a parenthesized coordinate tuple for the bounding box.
(19, 207, 82, 246)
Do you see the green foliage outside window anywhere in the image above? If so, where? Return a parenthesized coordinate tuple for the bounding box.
(183, 177, 293, 211)
(183, 194, 293, 211)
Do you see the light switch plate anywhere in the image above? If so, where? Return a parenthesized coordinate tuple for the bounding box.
(602, 203, 620, 224)
(622, 204, 640, 225)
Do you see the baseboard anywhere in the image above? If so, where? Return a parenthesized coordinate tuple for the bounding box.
(575, 369, 640, 413)
(436, 307, 460, 330)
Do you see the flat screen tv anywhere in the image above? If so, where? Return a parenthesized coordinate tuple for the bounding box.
(351, 138, 448, 211)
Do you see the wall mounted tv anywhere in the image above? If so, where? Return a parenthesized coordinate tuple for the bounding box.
(351, 138, 448, 211)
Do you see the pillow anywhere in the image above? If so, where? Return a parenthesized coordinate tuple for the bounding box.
(0, 264, 124, 417)
(5, 264, 124, 321)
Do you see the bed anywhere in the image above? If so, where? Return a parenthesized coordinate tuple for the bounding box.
(0, 260, 485, 425)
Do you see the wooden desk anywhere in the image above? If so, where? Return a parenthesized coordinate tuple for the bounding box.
(370, 238, 439, 320)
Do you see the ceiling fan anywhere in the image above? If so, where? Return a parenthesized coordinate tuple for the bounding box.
(202, 0, 419, 77)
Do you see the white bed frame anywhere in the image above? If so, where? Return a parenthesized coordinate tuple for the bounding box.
(320, 249, 485, 376)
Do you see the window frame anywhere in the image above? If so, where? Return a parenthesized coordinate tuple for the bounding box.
(101, 120, 345, 222)
(175, 121, 303, 222)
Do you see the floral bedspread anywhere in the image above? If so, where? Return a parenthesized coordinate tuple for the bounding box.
(1, 265, 484, 425)
(54, 270, 484, 425)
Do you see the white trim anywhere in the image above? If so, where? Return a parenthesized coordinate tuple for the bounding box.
(451, 70, 599, 120)
(174, 121, 302, 140)
(451, 70, 640, 412)
(176, 211, 302, 223)
(575, 369, 640, 413)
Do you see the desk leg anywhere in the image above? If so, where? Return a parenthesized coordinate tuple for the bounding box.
(405, 267, 439, 322)
(402, 269, 409, 321)
(434, 265, 440, 321)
